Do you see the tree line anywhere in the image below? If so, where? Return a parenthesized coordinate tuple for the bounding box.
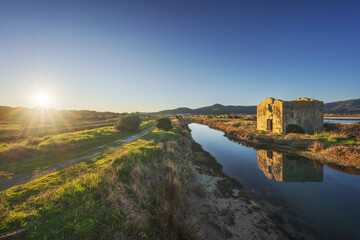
(0, 106, 124, 122)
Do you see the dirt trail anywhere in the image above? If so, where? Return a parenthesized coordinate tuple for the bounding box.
(0, 127, 155, 191)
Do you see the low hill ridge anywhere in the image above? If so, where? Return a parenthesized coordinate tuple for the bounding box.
(151, 98, 360, 115)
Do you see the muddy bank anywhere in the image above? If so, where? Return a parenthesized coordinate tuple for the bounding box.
(176, 118, 282, 239)
(186, 139, 283, 239)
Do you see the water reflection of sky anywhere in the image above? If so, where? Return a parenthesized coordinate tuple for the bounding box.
(189, 123, 360, 240)
(324, 117, 360, 124)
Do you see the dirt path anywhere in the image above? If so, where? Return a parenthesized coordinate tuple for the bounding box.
(0, 127, 155, 191)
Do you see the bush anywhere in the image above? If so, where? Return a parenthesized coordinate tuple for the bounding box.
(156, 118, 173, 131)
(115, 114, 141, 131)
(286, 124, 305, 134)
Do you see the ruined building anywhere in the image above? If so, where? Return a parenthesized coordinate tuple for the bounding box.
(257, 97, 323, 134)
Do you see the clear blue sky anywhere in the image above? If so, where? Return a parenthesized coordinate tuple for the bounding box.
(0, 0, 359, 112)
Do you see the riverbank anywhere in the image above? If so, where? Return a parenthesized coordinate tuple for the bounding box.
(186, 141, 283, 239)
(187, 116, 360, 172)
(0, 119, 200, 239)
(179, 119, 284, 239)
(1, 118, 287, 240)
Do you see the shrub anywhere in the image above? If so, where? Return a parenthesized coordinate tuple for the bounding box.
(115, 114, 142, 131)
(286, 124, 305, 134)
(156, 118, 173, 131)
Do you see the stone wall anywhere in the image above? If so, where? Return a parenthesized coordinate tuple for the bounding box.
(257, 97, 324, 134)
(257, 98, 283, 134)
(282, 100, 323, 134)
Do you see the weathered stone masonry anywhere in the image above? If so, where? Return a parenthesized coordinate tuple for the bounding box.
(257, 97, 324, 134)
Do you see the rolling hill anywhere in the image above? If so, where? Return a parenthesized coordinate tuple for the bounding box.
(152, 104, 257, 115)
(151, 98, 360, 115)
(324, 98, 360, 114)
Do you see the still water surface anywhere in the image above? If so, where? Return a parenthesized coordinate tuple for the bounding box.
(189, 123, 360, 240)
(324, 117, 360, 124)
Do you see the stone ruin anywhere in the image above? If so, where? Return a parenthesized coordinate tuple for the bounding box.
(257, 97, 324, 134)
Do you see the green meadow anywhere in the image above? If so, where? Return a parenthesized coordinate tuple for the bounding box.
(0, 119, 199, 239)
(0, 120, 154, 175)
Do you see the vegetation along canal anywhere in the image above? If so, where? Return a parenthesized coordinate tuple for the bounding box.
(188, 123, 360, 240)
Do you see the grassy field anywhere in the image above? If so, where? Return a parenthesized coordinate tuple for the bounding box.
(0, 120, 154, 176)
(188, 115, 360, 169)
(0, 119, 200, 239)
(0, 118, 121, 143)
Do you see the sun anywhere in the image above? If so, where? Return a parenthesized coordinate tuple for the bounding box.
(35, 93, 50, 107)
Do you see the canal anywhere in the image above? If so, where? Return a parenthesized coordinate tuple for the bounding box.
(189, 123, 360, 240)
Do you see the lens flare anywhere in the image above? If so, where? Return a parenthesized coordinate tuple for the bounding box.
(35, 93, 50, 107)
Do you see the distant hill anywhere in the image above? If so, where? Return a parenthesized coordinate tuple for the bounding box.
(152, 104, 257, 115)
(151, 98, 360, 115)
(324, 98, 360, 114)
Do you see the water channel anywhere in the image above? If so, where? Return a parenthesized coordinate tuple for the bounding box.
(189, 123, 360, 240)
(324, 117, 360, 124)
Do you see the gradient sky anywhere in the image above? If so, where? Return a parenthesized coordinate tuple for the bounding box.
(0, 0, 359, 112)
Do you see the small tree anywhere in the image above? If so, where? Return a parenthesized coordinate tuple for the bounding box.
(156, 118, 173, 131)
(286, 124, 305, 134)
(115, 113, 142, 131)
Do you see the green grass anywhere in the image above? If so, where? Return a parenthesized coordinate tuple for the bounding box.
(315, 134, 358, 146)
(0, 118, 120, 143)
(0, 121, 196, 239)
(0, 120, 155, 174)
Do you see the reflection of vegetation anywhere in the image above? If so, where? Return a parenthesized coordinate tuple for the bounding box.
(0, 121, 154, 174)
(0, 120, 200, 239)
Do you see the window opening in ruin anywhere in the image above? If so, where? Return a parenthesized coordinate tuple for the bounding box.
(267, 119, 273, 131)
(267, 151, 273, 159)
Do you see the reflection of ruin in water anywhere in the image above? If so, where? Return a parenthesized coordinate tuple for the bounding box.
(257, 150, 323, 182)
